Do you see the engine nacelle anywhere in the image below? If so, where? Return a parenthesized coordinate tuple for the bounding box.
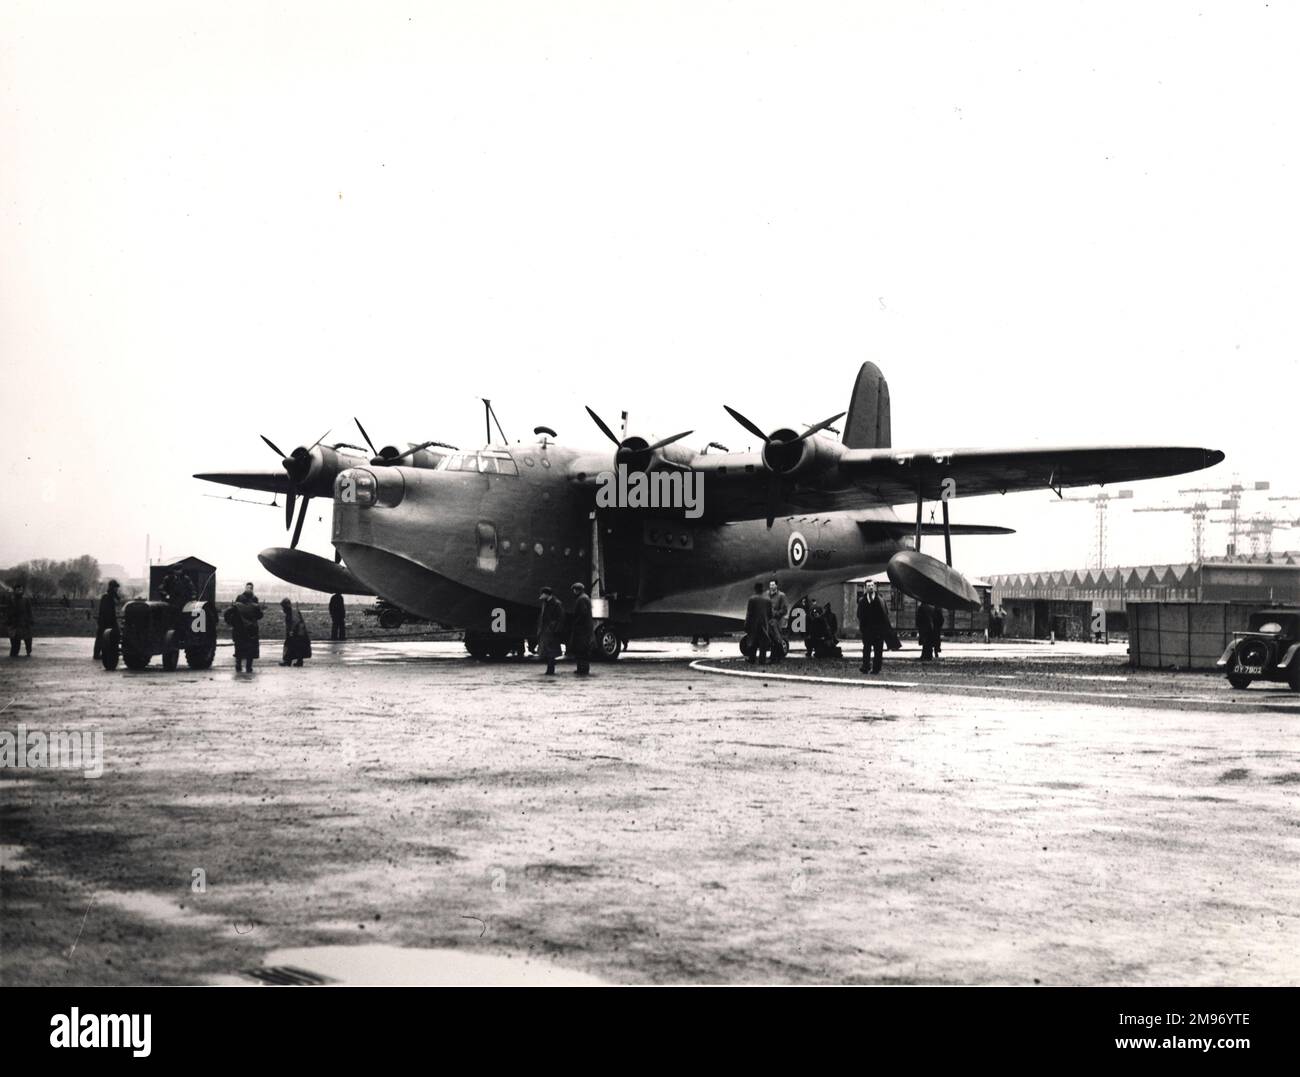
(288, 444, 369, 497)
(762, 430, 843, 477)
(603, 434, 695, 475)
(288, 442, 448, 497)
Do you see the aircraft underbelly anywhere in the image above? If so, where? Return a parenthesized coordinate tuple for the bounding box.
(337, 542, 537, 630)
(635, 560, 889, 629)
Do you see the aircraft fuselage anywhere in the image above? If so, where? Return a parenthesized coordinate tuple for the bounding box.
(332, 443, 906, 637)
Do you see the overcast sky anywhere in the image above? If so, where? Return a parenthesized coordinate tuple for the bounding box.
(3, 1, 1297, 584)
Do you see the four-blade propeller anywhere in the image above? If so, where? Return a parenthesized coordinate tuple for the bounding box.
(355, 417, 456, 466)
(722, 406, 846, 526)
(259, 428, 330, 548)
(584, 406, 693, 471)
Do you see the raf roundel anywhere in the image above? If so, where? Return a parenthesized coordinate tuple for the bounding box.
(787, 531, 809, 569)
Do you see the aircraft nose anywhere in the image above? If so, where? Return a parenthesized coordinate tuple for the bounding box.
(1206, 449, 1226, 468)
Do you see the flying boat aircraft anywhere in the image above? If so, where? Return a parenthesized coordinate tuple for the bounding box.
(196, 363, 1224, 659)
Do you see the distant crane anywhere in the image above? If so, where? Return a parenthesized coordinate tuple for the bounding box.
(1133, 499, 1234, 563)
(1178, 480, 1270, 558)
(1263, 497, 1300, 558)
(1208, 512, 1300, 559)
(1052, 489, 1133, 569)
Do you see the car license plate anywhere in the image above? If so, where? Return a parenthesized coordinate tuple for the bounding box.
(1235, 664, 1263, 675)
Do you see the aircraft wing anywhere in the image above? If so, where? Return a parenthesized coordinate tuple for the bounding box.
(835, 444, 1225, 503)
(193, 470, 294, 494)
(686, 444, 1224, 522)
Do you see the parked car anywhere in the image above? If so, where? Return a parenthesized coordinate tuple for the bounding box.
(1217, 607, 1300, 690)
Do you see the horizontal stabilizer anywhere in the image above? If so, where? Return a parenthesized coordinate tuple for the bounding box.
(258, 547, 374, 596)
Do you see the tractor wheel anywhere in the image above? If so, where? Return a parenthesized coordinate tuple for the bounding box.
(122, 647, 150, 671)
(185, 645, 215, 670)
(1226, 672, 1252, 690)
(100, 630, 120, 671)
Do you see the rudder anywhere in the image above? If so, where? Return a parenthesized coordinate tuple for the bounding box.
(841, 361, 891, 449)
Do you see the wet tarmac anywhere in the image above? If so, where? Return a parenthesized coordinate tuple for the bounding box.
(2, 637, 1297, 985)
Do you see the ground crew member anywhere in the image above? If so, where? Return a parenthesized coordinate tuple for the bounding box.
(7, 582, 34, 657)
(536, 586, 564, 675)
(225, 598, 263, 673)
(161, 567, 194, 607)
(329, 592, 347, 640)
(807, 604, 830, 658)
(93, 579, 121, 660)
(745, 581, 773, 665)
(569, 582, 593, 676)
(237, 582, 259, 606)
(808, 601, 843, 659)
(857, 581, 892, 674)
(279, 597, 312, 667)
(917, 603, 942, 661)
(823, 602, 839, 644)
(767, 578, 789, 662)
(990, 603, 1006, 639)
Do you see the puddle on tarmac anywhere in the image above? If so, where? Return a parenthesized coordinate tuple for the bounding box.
(0, 844, 29, 870)
(96, 889, 226, 930)
(227, 944, 607, 986)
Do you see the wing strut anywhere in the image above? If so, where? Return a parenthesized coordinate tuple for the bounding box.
(942, 498, 953, 566)
(914, 483, 923, 553)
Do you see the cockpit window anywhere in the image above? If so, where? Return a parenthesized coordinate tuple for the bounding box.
(436, 450, 518, 476)
(482, 450, 517, 475)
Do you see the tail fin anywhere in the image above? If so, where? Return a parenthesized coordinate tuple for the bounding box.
(841, 361, 891, 449)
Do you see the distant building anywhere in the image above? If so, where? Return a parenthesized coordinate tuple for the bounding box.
(986, 557, 1300, 643)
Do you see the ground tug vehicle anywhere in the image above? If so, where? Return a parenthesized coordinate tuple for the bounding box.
(100, 557, 218, 672)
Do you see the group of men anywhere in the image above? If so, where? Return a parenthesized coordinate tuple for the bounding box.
(9, 564, 991, 677)
(535, 581, 593, 676)
(82, 573, 318, 674)
(739, 576, 968, 671)
(855, 583, 950, 672)
(222, 583, 313, 673)
(743, 578, 828, 665)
